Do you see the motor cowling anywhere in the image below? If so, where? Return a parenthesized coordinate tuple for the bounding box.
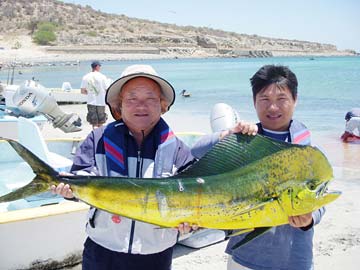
(210, 103, 239, 132)
(11, 80, 82, 133)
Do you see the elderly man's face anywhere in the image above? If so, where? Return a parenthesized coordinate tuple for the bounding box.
(120, 77, 162, 133)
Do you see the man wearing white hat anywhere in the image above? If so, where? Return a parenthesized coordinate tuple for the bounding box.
(52, 65, 196, 270)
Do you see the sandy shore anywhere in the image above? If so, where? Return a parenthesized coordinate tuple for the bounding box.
(0, 35, 206, 66)
(39, 104, 360, 270)
(0, 47, 176, 66)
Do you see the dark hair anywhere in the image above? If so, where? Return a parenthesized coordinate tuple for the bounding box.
(91, 61, 101, 69)
(345, 108, 360, 121)
(250, 65, 298, 101)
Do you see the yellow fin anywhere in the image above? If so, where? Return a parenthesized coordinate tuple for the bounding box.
(227, 228, 254, 237)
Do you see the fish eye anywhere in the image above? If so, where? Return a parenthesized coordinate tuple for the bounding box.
(306, 181, 316, 191)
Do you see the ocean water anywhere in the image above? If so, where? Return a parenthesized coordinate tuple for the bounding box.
(1, 56, 359, 166)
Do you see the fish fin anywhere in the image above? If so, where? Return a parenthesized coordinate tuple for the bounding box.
(227, 228, 254, 237)
(0, 138, 58, 203)
(232, 198, 276, 216)
(231, 227, 272, 250)
(0, 175, 51, 203)
(3, 138, 57, 176)
(177, 134, 298, 177)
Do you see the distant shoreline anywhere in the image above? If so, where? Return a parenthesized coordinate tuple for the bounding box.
(0, 49, 175, 67)
(0, 48, 358, 68)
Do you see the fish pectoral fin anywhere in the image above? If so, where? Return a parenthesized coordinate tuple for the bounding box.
(227, 228, 254, 238)
(233, 198, 277, 217)
(231, 227, 272, 250)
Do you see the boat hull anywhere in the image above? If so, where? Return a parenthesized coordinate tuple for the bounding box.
(0, 202, 88, 270)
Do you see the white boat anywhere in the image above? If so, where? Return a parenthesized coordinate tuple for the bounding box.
(1, 81, 86, 105)
(48, 87, 87, 104)
(0, 200, 89, 269)
(0, 113, 47, 140)
(0, 136, 87, 270)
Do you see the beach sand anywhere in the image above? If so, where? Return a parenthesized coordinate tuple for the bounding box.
(40, 104, 360, 270)
(0, 35, 193, 66)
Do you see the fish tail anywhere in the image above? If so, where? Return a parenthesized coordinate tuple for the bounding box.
(0, 138, 58, 203)
(0, 175, 51, 203)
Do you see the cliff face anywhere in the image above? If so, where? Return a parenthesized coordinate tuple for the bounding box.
(0, 0, 356, 57)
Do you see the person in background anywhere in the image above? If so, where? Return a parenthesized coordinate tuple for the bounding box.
(81, 61, 110, 129)
(340, 108, 360, 142)
(52, 64, 197, 270)
(192, 65, 324, 270)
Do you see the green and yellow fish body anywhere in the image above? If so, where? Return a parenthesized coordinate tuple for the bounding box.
(0, 134, 340, 230)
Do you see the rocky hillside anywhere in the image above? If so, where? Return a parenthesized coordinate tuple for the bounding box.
(0, 0, 356, 57)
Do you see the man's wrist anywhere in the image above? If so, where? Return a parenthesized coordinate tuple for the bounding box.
(300, 219, 314, 231)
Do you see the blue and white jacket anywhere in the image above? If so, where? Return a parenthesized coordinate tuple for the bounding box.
(71, 118, 194, 254)
(191, 119, 324, 270)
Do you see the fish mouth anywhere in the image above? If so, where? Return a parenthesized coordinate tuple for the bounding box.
(315, 181, 330, 198)
(315, 181, 341, 199)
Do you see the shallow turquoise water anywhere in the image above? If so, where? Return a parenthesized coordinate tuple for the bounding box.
(2, 56, 359, 138)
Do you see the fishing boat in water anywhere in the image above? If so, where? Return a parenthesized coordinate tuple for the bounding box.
(0, 81, 87, 269)
(0, 136, 87, 270)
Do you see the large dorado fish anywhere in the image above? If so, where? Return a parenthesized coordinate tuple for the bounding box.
(0, 135, 340, 230)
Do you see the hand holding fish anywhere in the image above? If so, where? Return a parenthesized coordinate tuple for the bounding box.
(288, 213, 313, 228)
(50, 182, 74, 199)
(177, 222, 199, 235)
(50, 172, 75, 199)
(219, 121, 258, 140)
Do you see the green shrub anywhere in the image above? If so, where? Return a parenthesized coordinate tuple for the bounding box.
(37, 22, 57, 32)
(33, 22, 57, 45)
(33, 30, 56, 45)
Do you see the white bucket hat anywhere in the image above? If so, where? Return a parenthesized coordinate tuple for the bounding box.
(106, 64, 175, 120)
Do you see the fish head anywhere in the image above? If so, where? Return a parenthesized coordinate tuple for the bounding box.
(279, 180, 341, 217)
(279, 147, 341, 216)
(293, 180, 341, 214)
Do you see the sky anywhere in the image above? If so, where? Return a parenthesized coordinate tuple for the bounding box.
(61, 0, 360, 52)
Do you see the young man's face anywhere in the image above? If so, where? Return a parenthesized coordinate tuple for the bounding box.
(254, 83, 297, 131)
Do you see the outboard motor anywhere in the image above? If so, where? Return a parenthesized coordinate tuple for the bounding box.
(11, 80, 82, 133)
(210, 103, 239, 132)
